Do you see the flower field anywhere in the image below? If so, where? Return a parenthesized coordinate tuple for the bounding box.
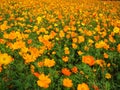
(0, 0, 120, 89)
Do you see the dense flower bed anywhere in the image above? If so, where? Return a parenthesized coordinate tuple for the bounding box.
(0, 0, 120, 90)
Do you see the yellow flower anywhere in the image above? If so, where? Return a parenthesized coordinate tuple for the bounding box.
(52, 51, 56, 54)
(0, 21, 9, 31)
(77, 50, 83, 55)
(62, 56, 69, 62)
(72, 38, 78, 43)
(64, 47, 70, 54)
(37, 16, 42, 24)
(72, 43, 77, 49)
(77, 83, 90, 90)
(95, 59, 106, 67)
(11, 40, 25, 50)
(59, 30, 65, 38)
(105, 73, 111, 79)
(37, 73, 51, 88)
(88, 39, 94, 44)
(63, 78, 73, 88)
(0, 53, 13, 65)
(44, 58, 55, 67)
(113, 27, 119, 33)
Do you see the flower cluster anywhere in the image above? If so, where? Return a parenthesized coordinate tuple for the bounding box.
(0, 0, 120, 89)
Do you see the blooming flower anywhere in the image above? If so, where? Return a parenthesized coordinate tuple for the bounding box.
(0, 53, 13, 65)
(63, 78, 73, 88)
(59, 30, 65, 38)
(78, 36, 85, 43)
(105, 73, 111, 79)
(44, 58, 56, 67)
(72, 43, 78, 49)
(95, 59, 106, 67)
(104, 53, 109, 59)
(62, 56, 69, 62)
(113, 27, 119, 33)
(37, 16, 42, 24)
(64, 47, 70, 54)
(61, 68, 71, 76)
(82, 55, 95, 66)
(77, 83, 90, 90)
(71, 66, 78, 73)
(37, 73, 51, 88)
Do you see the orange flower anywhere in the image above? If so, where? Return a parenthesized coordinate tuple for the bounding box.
(94, 35, 100, 41)
(59, 30, 65, 38)
(72, 38, 78, 43)
(64, 47, 70, 54)
(117, 44, 120, 53)
(72, 43, 78, 49)
(71, 66, 78, 73)
(77, 83, 90, 90)
(37, 73, 51, 88)
(0, 38, 5, 44)
(58, 14, 63, 20)
(95, 59, 106, 67)
(11, 40, 25, 50)
(77, 50, 83, 55)
(37, 61, 44, 67)
(27, 39, 32, 44)
(63, 78, 73, 88)
(62, 56, 69, 62)
(61, 68, 71, 76)
(44, 58, 56, 67)
(82, 56, 95, 66)
(78, 36, 85, 43)
(104, 53, 109, 59)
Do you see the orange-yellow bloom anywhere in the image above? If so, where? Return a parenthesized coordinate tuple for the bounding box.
(82, 56, 95, 66)
(77, 83, 90, 90)
(62, 56, 69, 62)
(0, 53, 13, 65)
(78, 36, 85, 43)
(95, 59, 106, 67)
(63, 78, 73, 88)
(37, 73, 51, 88)
(105, 73, 111, 79)
(71, 66, 78, 73)
(64, 47, 70, 54)
(104, 53, 109, 59)
(44, 58, 55, 67)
